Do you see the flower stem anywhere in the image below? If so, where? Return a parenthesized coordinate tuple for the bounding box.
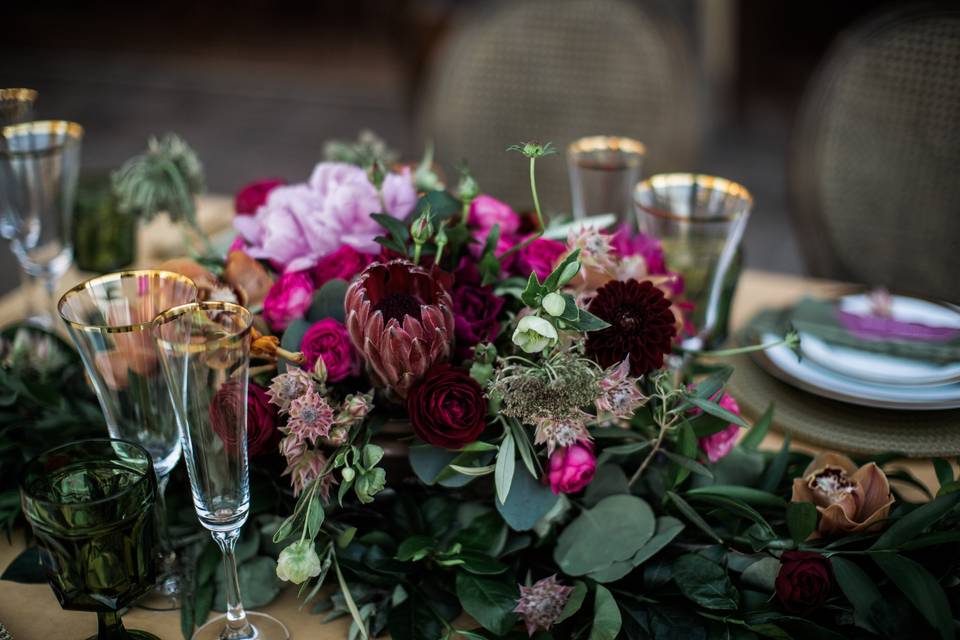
(500, 156, 546, 259)
(678, 331, 800, 359)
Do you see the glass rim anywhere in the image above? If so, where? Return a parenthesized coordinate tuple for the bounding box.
(18, 437, 155, 509)
(58, 269, 199, 334)
(634, 172, 753, 223)
(1, 120, 84, 158)
(152, 300, 254, 354)
(0, 88, 38, 103)
(568, 135, 646, 163)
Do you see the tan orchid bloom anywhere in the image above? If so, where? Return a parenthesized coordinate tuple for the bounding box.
(250, 327, 305, 365)
(158, 257, 247, 305)
(791, 452, 895, 539)
(223, 250, 273, 309)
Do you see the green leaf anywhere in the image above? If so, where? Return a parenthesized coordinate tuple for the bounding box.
(589, 585, 622, 640)
(786, 502, 817, 544)
(689, 412, 735, 438)
(666, 491, 723, 544)
(933, 459, 954, 486)
(587, 516, 685, 583)
(495, 433, 516, 504)
(831, 556, 881, 633)
(663, 450, 713, 483)
(306, 496, 325, 540)
(396, 535, 435, 562)
(582, 464, 630, 507)
(557, 580, 587, 624)
(685, 485, 786, 508)
(740, 404, 774, 451)
(387, 593, 445, 640)
(673, 554, 739, 610)
(686, 396, 748, 428)
(759, 433, 791, 493)
(278, 319, 311, 373)
(740, 557, 780, 592)
(495, 460, 559, 531)
(520, 272, 545, 308)
(371, 212, 410, 241)
(307, 279, 349, 322)
(414, 190, 461, 221)
(689, 367, 733, 402)
(554, 495, 655, 576)
(543, 249, 580, 291)
(871, 491, 960, 550)
(668, 420, 700, 488)
(455, 551, 509, 575)
(194, 579, 215, 629)
(215, 556, 282, 610)
(872, 552, 954, 640)
(574, 308, 611, 332)
(333, 554, 369, 640)
(455, 572, 519, 636)
(509, 420, 540, 479)
(686, 494, 774, 537)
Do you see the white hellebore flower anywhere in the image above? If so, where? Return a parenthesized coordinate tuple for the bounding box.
(276, 540, 322, 584)
(512, 315, 559, 354)
(541, 292, 566, 317)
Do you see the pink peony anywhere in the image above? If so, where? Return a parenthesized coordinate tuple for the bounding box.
(300, 318, 356, 383)
(263, 271, 314, 331)
(312, 245, 374, 288)
(696, 393, 742, 463)
(235, 178, 285, 215)
(547, 443, 596, 494)
(469, 195, 521, 237)
(514, 237, 566, 281)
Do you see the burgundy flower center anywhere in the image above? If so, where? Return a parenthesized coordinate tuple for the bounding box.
(614, 306, 643, 332)
(374, 293, 422, 323)
(809, 466, 856, 504)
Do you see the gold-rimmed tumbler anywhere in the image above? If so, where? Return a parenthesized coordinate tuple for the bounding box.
(0, 88, 37, 126)
(568, 135, 645, 226)
(634, 173, 753, 349)
(58, 269, 198, 609)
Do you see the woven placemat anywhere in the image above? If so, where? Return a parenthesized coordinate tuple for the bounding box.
(727, 353, 960, 458)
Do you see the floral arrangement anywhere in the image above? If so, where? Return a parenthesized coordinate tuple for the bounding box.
(5, 133, 960, 640)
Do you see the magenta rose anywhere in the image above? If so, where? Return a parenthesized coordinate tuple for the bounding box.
(469, 195, 521, 237)
(300, 318, 356, 382)
(514, 237, 566, 281)
(694, 393, 742, 463)
(211, 381, 279, 457)
(610, 224, 667, 274)
(312, 245, 374, 288)
(263, 271, 314, 331)
(548, 443, 596, 494)
(234, 178, 285, 215)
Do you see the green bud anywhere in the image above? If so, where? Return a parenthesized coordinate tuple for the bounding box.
(469, 361, 494, 387)
(557, 260, 581, 286)
(434, 223, 448, 247)
(341, 467, 356, 482)
(410, 212, 434, 244)
(368, 159, 385, 191)
(457, 170, 479, 203)
(276, 540, 322, 584)
(541, 292, 566, 317)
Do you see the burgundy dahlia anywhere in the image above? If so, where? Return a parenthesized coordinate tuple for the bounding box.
(344, 260, 455, 398)
(585, 279, 677, 375)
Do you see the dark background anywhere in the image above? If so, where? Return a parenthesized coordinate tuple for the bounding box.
(1, 0, 902, 294)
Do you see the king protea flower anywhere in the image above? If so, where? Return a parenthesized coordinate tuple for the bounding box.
(345, 260, 455, 397)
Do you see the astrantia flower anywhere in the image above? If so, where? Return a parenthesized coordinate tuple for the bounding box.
(284, 387, 335, 444)
(532, 412, 591, 455)
(595, 357, 647, 421)
(276, 540, 322, 584)
(344, 260, 455, 398)
(586, 279, 677, 375)
(283, 449, 335, 498)
(267, 368, 315, 413)
(514, 575, 574, 636)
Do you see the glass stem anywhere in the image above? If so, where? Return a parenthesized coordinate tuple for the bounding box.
(212, 529, 254, 639)
(96, 610, 129, 640)
(154, 473, 173, 557)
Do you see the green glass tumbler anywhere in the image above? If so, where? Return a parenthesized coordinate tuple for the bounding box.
(73, 175, 137, 273)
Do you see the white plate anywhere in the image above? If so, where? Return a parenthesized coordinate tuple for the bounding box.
(755, 331, 960, 410)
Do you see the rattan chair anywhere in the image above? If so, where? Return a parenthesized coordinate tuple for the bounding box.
(790, 5, 960, 302)
(416, 0, 699, 214)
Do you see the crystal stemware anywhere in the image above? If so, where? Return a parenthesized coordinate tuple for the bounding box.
(154, 301, 289, 640)
(568, 135, 645, 226)
(0, 120, 82, 325)
(0, 88, 37, 126)
(634, 173, 753, 350)
(19, 437, 161, 640)
(58, 270, 199, 609)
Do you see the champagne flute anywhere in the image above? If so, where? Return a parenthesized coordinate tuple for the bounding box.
(634, 173, 753, 350)
(19, 437, 161, 640)
(58, 270, 199, 609)
(154, 301, 289, 640)
(568, 135, 645, 226)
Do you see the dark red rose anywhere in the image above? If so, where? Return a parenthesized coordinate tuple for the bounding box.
(211, 381, 279, 457)
(452, 260, 503, 360)
(312, 246, 375, 288)
(407, 364, 487, 449)
(775, 551, 832, 613)
(300, 318, 356, 383)
(234, 178, 285, 215)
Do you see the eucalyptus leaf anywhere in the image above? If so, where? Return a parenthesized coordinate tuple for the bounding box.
(495, 461, 559, 531)
(307, 279, 349, 323)
(554, 495, 655, 576)
(582, 464, 630, 508)
(588, 516, 684, 583)
(278, 319, 311, 373)
(590, 585, 622, 640)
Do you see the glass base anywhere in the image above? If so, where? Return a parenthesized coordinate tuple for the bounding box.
(135, 572, 182, 611)
(192, 612, 289, 640)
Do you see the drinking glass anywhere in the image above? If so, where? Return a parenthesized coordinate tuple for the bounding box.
(634, 173, 753, 350)
(154, 301, 289, 640)
(0, 88, 37, 126)
(0, 120, 82, 326)
(568, 135, 645, 226)
(19, 437, 161, 640)
(58, 270, 199, 609)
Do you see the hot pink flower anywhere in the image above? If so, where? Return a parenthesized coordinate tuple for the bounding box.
(514, 237, 566, 281)
(300, 318, 356, 383)
(610, 225, 667, 275)
(469, 195, 521, 237)
(312, 245, 374, 288)
(263, 271, 314, 332)
(695, 393, 742, 463)
(235, 178, 285, 215)
(547, 443, 597, 494)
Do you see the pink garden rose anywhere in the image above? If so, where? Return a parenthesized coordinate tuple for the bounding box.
(548, 443, 596, 494)
(235, 178, 285, 215)
(514, 237, 566, 281)
(300, 318, 356, 383)
(696, 393, 742, 463)
(312, 245, 374, 288)
(263, 271, 314, 331)
(469, 195, 521, 237)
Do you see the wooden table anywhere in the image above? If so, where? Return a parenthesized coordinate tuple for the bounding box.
(0, 196, 942, 639)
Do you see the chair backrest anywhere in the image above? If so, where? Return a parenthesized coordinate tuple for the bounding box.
(790, 5, 960, 302)
(417, 0, 699, 215)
